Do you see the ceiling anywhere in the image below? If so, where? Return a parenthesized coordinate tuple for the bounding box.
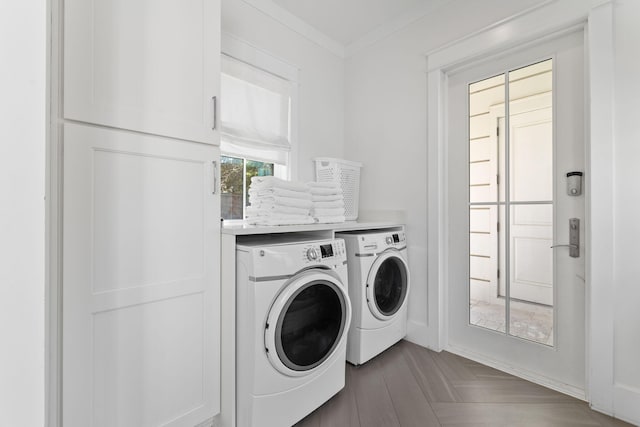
(269, 0, 446, 47)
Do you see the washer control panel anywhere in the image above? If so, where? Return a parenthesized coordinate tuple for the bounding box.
(306, 247, 320, 261)
(391, 232, 406, 244)
(301, 239, 346, 264)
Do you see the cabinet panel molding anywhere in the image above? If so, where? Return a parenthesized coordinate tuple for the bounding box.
(64, 0, 221, 144)
(62, 123, 221, 426)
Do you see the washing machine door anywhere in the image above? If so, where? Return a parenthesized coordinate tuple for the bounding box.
(265, 269, 351, 377)
(366, 249, 410, 321)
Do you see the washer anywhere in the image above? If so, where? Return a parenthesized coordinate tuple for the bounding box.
(336, 228, 410, 365)
(236, 234, 351, 427)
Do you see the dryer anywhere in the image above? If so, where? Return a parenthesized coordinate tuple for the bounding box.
(336, 229, 410, 365)
(236, 235, 351, 427)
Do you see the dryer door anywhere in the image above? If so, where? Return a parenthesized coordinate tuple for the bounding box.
(265, 269, 351, 377)
(366, 250, 410, 320)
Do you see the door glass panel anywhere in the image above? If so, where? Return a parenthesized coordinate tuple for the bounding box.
(469, 205, 504, 332)
(373, 257, 408, 316)
(509, 59, 553, 202)
(469, 60, 554, 345)
(508, 203, 554, 345)
(469, 74, 503, 204)
(277, 281, 345, 371)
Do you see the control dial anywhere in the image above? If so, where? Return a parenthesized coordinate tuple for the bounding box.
(385, 236, 394, 245)
(306, 247, 319, 261)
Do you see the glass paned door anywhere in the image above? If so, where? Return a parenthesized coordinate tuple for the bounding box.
(468, 59, 554, 346)
(448, 29, 585, 392)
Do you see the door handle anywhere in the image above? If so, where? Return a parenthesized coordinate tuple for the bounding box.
(550, 218, 579, 258)
(212, 96, 217, 130)
(212, 160, 218, 195)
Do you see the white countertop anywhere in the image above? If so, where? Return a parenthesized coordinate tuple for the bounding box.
(221, 220, 402, 236)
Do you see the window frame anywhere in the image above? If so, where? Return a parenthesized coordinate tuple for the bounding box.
(220, 154, 285, 221)
(220, 34, 299, 221)
(221, 32, 299, 180)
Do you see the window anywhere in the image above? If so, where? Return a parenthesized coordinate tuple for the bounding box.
(220, 155, 274, 220)
(219, 53, 295, 220)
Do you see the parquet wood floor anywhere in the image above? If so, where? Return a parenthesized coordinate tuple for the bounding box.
(295, 340, 633, 427)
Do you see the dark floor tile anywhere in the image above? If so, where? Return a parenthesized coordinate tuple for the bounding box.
(296, 340, 632, 427)
(350, 356, 401, 427)
(377, 344, 441, 426)
(451, 379, 577, 404)
(316, 364, 361, 427)
(579, 405, 637, 427)
(401, 341, 461, 403)
(431, 402, 601, 426)
(430, 351, 478, 382)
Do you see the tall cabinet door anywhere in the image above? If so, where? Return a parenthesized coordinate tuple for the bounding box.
(64, 0, 220, 144)
(62, 123, 220, 427)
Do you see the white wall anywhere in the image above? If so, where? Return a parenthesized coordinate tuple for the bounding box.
(0, 1, 46, 426)
(612, 0, 640, 420)
(344, 0, 544, 345)
(221, 0, 345, 182)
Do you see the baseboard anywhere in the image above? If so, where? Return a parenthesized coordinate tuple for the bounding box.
(194, 414, 221, 427)
(406, 320, 441, 351)
(612, 384, 640, 426)
(446, 344, 587, 401)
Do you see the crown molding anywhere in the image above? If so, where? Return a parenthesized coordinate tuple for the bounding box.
(345, 0, 450, 57)
(240, 0, 453, 59)
(240, 0, 345, 58)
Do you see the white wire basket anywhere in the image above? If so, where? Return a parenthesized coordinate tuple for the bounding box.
(314, 157, 363, 220)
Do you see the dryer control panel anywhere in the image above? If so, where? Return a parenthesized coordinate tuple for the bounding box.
(357, 231, 406, 253)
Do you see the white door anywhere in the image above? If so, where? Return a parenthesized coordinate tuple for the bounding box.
(447, 30, 586, 392)
(62, 123, 220, 426)
(64, 0, 220, 144)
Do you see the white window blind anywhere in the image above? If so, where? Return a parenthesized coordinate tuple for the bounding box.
(221, 55, 292, 165)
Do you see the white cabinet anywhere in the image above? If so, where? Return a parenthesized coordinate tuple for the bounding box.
(62, 123, 221, 426)
(64, 0, 220, 144)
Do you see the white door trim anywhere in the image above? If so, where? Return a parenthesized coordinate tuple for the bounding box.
(425, 0, 616, 416)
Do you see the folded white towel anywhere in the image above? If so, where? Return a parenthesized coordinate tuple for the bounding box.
(249, 195, 313, 209)
(314, 215, 346, 224)
(308, 181, 341, 189)
(251, 176, 310, 192)
(248, 217, 315, 226)
(312, 199, 344, 209)
(312, 207, 345, 217)
(246, 212, 312, 221)
(247, 204, 310, 216)
(249, 187, 312, 200)
(309, 187, 343, 196)
(311, 194, 343, 202)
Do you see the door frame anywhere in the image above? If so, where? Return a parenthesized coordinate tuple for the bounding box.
(425, 0, 615, 412)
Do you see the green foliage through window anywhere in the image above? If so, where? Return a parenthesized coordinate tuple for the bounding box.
(221, 155, 274, 220)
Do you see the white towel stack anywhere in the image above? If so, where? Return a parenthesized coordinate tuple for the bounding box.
(246, 176, 315, 226)
(308, 182, 346, 224)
